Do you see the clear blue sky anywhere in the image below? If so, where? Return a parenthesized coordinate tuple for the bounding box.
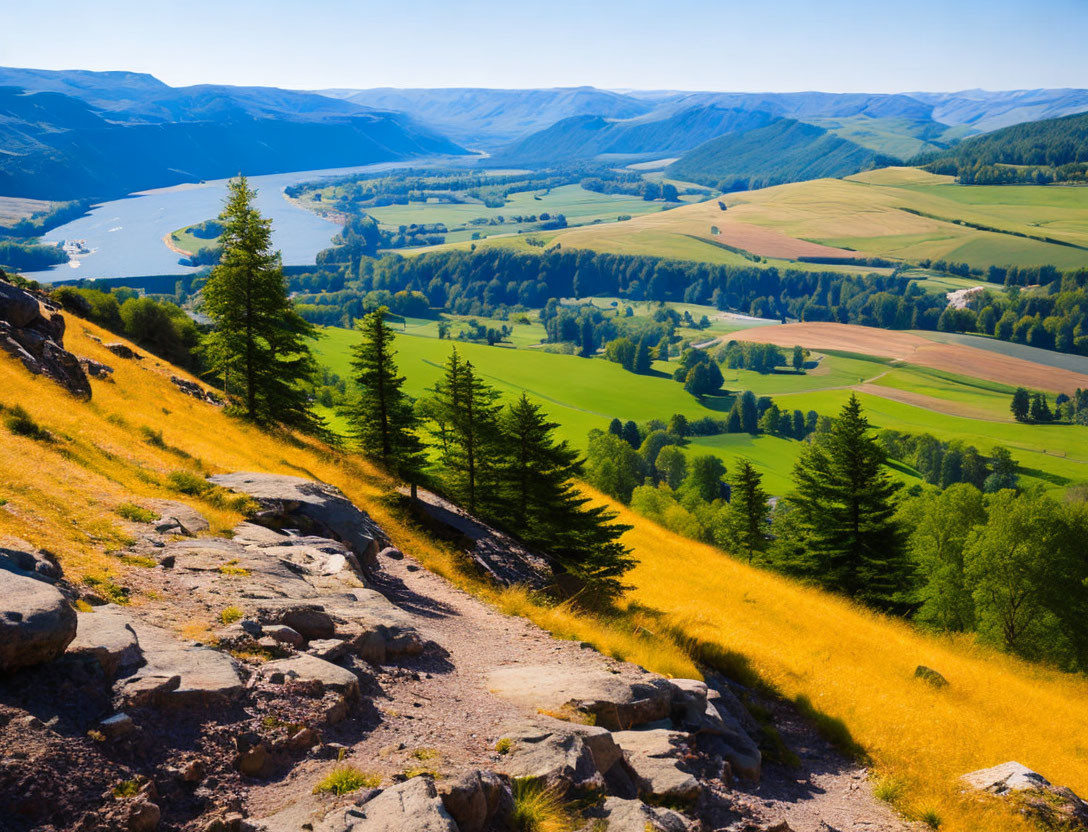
(1, 0, 1085, 93)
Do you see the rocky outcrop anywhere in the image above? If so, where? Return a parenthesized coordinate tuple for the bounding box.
(0, 536, 61, 583)
(612, 729, 702, 805)
(487, 664, 673, 730)
(437, 770, 513, 832)
(588, 796, 694, 831)
(209, 473, 382, 568)
(67, 607, 144, 679)
(962, 762, 1088, 829)
(0, 565, 77, 672)
(170, 375, 223, 405)
(314, 777, 458, 832)
(669, 677, 762, 781)
(495, 719, 606, 794)
(0, 278, 91, 397)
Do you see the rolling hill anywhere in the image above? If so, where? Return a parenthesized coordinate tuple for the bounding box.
(0, 68, 469, 200)
(666, 119, 894, 189)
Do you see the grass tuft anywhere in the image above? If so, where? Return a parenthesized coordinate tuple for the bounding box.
(312, 765, 380, 796)
(116, 502, 158, 523)
(219, 605, 243, 624)
(111, 778, 141, 799)
(511, 779, 575, 832)
(495, 737, 514, 755)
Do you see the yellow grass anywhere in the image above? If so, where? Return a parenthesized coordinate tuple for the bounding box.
(597, 487, 1088, 832)
(4, 316, 1087, 830)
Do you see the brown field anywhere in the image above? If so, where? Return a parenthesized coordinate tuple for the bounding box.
(726, 322, 1088, 392)
(857, 383, 1001, 421)
(0, 195, 51, 227)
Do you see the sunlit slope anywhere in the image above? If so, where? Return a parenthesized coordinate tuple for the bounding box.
(604, 488, 1088, 832)
(553, 167, 1088, 269)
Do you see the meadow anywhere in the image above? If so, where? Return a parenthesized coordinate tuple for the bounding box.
(550, 166, 1088, 270)
(4, 316, 1088, 832)
(312, 320, 1088, 495)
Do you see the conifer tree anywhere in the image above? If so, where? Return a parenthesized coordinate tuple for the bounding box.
(431, 349, 503, 515)
(726, 460, 770, 562)
(499, 394, 633, 599)
(202, 176, 320, 429)
(634, 336, 653, 373)
(345, 306, 424, 481)
(787, 394, 906, 606)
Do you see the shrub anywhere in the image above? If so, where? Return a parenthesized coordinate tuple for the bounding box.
(116, 503, 159, 523)
(3, 405, 52, 441)
(495, 737, 514, 755)
(219, 605, 244, 624)
(312, 766, 380, 795)
(140, 426, 166, 448)
(511, 780, 574, 832)
(168, 470, 209, 495)
(873, 774, 907, 806)
(111, 779, 142, 799)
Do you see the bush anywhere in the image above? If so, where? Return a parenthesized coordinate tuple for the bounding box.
(312, 765, 381, 796)
(168, 470, 209, 495)
(219, 605, 243, 624)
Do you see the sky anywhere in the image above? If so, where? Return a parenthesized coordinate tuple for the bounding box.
(1, 0, 1085, 93)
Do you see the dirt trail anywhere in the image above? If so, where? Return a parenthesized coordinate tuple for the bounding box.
(249, 546, 913, 832)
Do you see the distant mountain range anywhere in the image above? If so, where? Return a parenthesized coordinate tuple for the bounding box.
(2, 67, 1088, 202)
(0, 67, 467, 200)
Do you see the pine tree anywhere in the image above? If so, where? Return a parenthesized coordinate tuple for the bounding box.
(1010, 387, 1031, 422)
(634, 336, 653, 373)
(740, 391, 759, 434)
(579, 318, 595, 358)
(344, 306, 425, 481)
(726, 459, 770, 562)
(787, 394, 907, 606)
(202, 176, 320, 430)
(431, 349, 502, 515)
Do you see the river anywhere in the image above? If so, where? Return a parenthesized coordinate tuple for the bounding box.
(22, 158, 461, 283)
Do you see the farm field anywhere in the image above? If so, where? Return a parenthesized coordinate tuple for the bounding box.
(550, 166, 1088, 270)
(727, 322, 1088, 392)
(0, 195, 51, 227)
(312, 320, 1088, 495)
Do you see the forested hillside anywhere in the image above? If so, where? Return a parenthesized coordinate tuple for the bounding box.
(925, 111, 1088, 184)
(666, 119, 893, 190)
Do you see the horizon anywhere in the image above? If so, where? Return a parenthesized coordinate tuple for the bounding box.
(1, 0, 1086, 93)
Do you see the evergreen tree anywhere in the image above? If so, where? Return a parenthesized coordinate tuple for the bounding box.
(740, 391, 759, 434)
(431, 349, 503, 515)
(608, 418, 624, 438)
(685, 455, 726, 502)
(579, 318, 595, 358)
(792, 345, 805, 372)
(787, 394, 907, 606)
(202, 176, 320, 429)
(726, 459, 770, 563)
(1010, 387, 1031, 422)
(1029, 393, 1052, 423)
(634, 336, 653, 373)
(621, 420, 642, 449)
(344, 306, 425, 481)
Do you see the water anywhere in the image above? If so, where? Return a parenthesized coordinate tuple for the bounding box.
(22, 158, 459, 283)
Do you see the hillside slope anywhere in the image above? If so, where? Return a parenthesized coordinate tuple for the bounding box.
(666, 119, 891, 189)
(0, 68, 468, 200)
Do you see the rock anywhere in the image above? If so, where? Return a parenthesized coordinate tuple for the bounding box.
(145, 500, 210, 537)
(379, 546, 403, 560)
(1, 279, 92, 397)
(80, 357, 114, 379)
(208, 473, 381, 567)
(125, 798, 160, 831)
(915, 665, 949, 687)
(962, 762, 1088, 829)
(588, 796, 693, 832)
(235, 741, 272, 778)
(0, 537, 61, 583)
(115, 621, 242, 708)
(0, 279, 41, 328)
(263, 624, 305, 647)
(67, 607, 144, 678)
(170, 375, 222, 405)
(437, 770, 513, 832)
(612, 729, 702, 805)
(99, 712, 136, 739)
(0, 567, 77, 672)
(308, 638, 350, 661)
(487, 665, 672, 730)
(105, 342, 141, 360)
(260, 654, 359, 694)
(330, 589, 424, 664)
(495, 720, 604, 794)
(316, 776, 458, 832)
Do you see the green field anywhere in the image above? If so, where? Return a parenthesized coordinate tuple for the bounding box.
(313, 320, 1088, 496)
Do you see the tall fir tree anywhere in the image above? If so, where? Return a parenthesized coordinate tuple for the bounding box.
(431, 349, 503, 515)
(787, 394, 907, 606)
(498, 394, 633, 599)
(344, 306, 425, 482)
(202, 176, 320, 430)
(726, 459, 770, 562)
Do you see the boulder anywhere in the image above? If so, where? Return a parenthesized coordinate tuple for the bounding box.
(437, 770, 513, 832)
(612, 729, 702, 805)
(259, 654, 360, 697)
(114, 621, 243, 708)
(125, 798, 161, 832)
(105, 343, 141, 360)
(263, 624, 305, 647)
(316, 776, 458, 832)
(80, 357, 114, 379)
(588, 796, 693, 832)
(0, 279, 41, 327)
(329, 589, 424, 664)
(495, 720, 604, 794)
(0, 280, 92, 398)
(0, 567, 77, 672)
(487, 664, 672, 730)
(145, 500, 210, 537)
(0, 537, 61, 583)
(278, 606, 335, 640)
(67, 607, 144, 678)
(208, 473, 381, 567)
(962, 762, 1088, 829)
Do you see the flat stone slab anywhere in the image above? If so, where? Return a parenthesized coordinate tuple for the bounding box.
(115, 621, 242, 708)
(145, 499, 210, 536)
(962, 761, 1052, 794)
(612, 729, 701, 804)
(315, 776, 458, 832)
(67, 607, 144, 678)
(259, 654, 360, 697)
(0, 567, 77, 672)
(487, 664, 672, 730)
(495, 719, 604, 793)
